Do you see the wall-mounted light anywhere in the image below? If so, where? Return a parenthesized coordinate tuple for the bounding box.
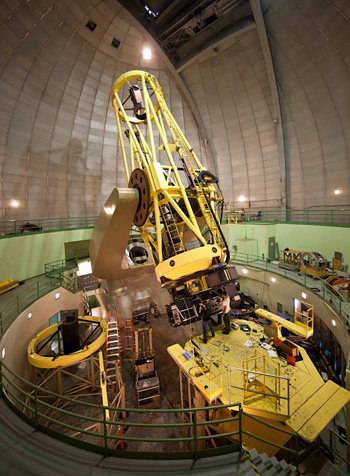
(55, 292, 60, 300)
(142, 47, 151, 60)
(238, 195, 246, 203)
(334, 189, 341, 195)
(1, 347, 5, 359)
(11, 200, 19, 207)
(301, 292, 307, 300)
(271, 277, 276, 283)
(28, 312, 32, 319)
(332, 319, 336, 327)
(242, 268, 248, 275)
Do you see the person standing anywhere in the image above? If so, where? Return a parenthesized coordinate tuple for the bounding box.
(222, 291, 231, 334)
(199, 301, 215, 344)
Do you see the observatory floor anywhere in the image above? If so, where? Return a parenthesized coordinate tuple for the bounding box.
(168, 319, 350, 445)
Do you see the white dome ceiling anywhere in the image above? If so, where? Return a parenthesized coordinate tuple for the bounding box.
(0, 0, 349, 219)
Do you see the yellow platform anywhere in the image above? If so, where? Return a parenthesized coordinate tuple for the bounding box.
(168, 319, 350, 444)
(0, 279, 19, 295)
(255, 308, 313, 339)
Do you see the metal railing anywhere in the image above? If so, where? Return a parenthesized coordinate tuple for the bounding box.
(44, 258, 78, 278)
(230, 252, 350, 328)
(329, 428, 350, 466)
(0, 359, 310, 463)
(223, 208, 350, 226)
(0, 280, 60, 336)
(0, 276, 79, 337)
(0, 209, 349, 240)
(0, 216, 96, 238)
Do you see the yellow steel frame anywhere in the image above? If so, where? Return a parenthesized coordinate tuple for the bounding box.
(27, 316, 107, 369)
(111, 70, 228, 282)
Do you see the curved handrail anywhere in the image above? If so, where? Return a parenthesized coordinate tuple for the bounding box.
(230, 252, 350, 326)
(0, 209, 349, 240)
(0, 359, 308, 462)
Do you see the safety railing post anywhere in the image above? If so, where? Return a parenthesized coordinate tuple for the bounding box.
(193, 410, 198, 460)
(238, 406, 242, 451)
(0, 359, 2, 397)
(331, 210, 334, 226)
(103, 407, 108, 456)
(306, 210, 309, 223)
(34, 387, 39, 429)
(296, 435, 300, 469)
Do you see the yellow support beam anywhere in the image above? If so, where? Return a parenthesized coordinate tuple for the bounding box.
(255, 308, 313, 339)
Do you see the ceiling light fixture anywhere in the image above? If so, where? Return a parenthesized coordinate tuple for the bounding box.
(334, 189, 341, 195)
(332, 319, 336, 327)
(271, 277, 276, 283)
(142, 47, 151, 60)
(301, 292, 307, 299)
(238, 195, 245, 203)
(242, 268, 248, 275)
(11, 200, 19, 207)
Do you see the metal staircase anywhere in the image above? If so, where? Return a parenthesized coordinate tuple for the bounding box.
(105, 310, 123, 387)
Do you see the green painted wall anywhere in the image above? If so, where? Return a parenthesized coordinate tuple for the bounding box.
(1, 222, 349, 283)
(222, 223, 276, 259)
(275, 224, 350, 267)
(223, 223, 350, 268)
(0, 229, 93, 282)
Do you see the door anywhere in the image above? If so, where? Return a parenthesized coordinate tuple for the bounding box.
(268, 236, 276, 260)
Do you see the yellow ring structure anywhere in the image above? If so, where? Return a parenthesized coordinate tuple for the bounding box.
(112, 70, 160, 124)
(27, 316, 107, 369)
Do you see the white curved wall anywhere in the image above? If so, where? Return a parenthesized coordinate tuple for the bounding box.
(263, 0, 350, 209)
(0, 0, 205, 220)
(180, 27, 280, 208)
(0, 0, 349, 219)
(180, 0, 350, 209)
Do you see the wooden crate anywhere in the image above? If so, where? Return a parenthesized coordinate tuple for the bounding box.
(280, 339, 299, 357)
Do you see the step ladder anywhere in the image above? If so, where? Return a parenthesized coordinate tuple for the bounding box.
(83, 288, 91, 315)
(105, 309, 123, 386)
(122, 319, 135, 363)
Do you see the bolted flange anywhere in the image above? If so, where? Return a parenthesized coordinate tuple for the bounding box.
(128, 168, 150, 226)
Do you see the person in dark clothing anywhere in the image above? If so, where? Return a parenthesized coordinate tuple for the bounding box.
(199, 301, 215, 344)
(222, 291, 231, 334)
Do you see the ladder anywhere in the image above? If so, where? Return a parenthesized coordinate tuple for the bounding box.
(160, 204, 184, 255)
(159, 98, 226, 253)
(122, 319, 135, 363)
(105, 309, 123, 386)
(83, 288, 91, 315)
